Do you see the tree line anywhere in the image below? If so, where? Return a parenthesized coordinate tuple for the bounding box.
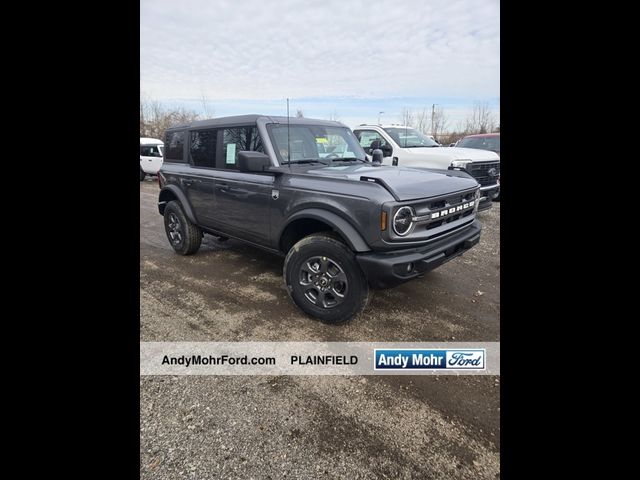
(399, 101, 499, 145)
(140, 94, 202, 140)
(141, 94, 499, 146)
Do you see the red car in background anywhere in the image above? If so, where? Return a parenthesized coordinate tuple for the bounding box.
(456, 133, 500, 201)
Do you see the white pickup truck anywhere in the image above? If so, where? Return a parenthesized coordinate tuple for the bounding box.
(353, 125, 500, 210)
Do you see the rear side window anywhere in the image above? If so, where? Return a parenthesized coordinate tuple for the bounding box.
(220, 126, 263, 169)
(190, 129, 217, 168)
(165, 131, 185, 161)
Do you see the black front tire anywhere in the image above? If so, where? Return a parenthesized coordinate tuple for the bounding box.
(284, 233, 370, 324)
(163, 201, 202, 255)
(140, 167, 146, 181)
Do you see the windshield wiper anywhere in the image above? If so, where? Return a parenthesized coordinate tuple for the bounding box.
(282, 158, 330, 165)
(330, 157, 367, 163)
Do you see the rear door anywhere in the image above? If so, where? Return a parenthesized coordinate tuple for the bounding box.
(181, 128, 219, 228)
(212, 125, 273, 246)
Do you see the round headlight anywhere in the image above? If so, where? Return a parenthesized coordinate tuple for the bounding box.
(393, 206, 414, 236)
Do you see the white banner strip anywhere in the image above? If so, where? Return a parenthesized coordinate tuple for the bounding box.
(140, 342, 499, 375)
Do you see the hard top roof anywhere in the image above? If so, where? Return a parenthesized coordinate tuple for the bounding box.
(140, 137, 164, 144)
(166, 114, 346, 131)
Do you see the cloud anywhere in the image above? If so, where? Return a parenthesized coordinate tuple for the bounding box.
(140, 0, 499, 101)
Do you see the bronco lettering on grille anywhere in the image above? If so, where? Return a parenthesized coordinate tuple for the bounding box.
(430, 200, 475, 219)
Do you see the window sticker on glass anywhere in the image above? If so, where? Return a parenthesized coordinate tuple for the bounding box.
(316, 137, 328, 144)
(226, 143, 236, 164)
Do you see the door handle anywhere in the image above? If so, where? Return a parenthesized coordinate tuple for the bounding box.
(183, 179, 195, 186)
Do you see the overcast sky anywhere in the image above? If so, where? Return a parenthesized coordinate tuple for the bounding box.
(140, 0, 499, 129)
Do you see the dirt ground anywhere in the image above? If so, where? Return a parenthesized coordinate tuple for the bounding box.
(140, 178, 500, 479)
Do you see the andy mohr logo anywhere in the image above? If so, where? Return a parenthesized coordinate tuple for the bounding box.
(374, 349, 485, 370)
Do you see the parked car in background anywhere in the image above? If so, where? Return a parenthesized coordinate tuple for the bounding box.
(456, 133, 500, 200)
(456, 133, 500, 156)
(353, 125, 500, 209)
(140, 138, 164, 181)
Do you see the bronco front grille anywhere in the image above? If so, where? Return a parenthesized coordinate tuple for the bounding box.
(398, 187, 479, 241)
(467, 161, 500, 186)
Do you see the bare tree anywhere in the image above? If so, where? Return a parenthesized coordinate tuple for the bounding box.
(414, 108, 429, 133)
(296, 109, 304, 118)
(398, 106, 447, 142)
(430, 106, 449, 141)
(464, 101, 497, 134)
(200, 93, 213, 118)
(140, 93, 202, 140)
(400, 107, 414, 127)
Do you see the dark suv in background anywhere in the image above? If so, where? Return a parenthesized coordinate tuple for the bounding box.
(157, 115, 483, 324)
(456, 133, 500, 201)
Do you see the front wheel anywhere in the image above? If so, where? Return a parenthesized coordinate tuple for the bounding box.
(140, 167, 146, 181)
(283, 233, 370, 324)
(163, 201, 202, 255)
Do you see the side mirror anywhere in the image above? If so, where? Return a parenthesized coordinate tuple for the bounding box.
(370, 140, 392, 157)
(371, 149, 383, 165)
(237, 151, 271, 172)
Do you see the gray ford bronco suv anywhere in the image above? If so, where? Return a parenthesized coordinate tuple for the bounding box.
(158, 115, 482, 324)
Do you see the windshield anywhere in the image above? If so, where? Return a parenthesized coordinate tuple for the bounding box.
(383, 127, 439, 148)
(268, 125, 366, 163)
(457, 136, 500, 153)
(140, 144, 163, 157)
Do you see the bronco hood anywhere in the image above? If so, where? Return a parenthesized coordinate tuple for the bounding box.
(308, 164, 479, 201)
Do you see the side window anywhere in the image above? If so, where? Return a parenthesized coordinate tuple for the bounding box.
(190, 129, 217, 168)
(140, 145, 161, 157)
(354, 130, 387, 154)
(165, 131, 185, 162)
(220, 126, 264, 170)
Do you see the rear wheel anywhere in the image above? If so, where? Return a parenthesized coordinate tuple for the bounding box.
(163, 201, 202, 255)
(283, 233, 370, 324)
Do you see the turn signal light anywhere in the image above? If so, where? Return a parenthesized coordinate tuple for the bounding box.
(381, 211, 387, 231)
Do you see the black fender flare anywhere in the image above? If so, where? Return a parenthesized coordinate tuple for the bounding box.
(158, 185, 198, 224)
(282, 209, 371, 252)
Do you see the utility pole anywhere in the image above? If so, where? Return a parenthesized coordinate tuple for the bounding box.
(378, 111, 384, 124)
(431, 104, 437, 136)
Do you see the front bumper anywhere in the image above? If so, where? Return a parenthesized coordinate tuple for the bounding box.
(478, 184, 500, 211)
(356, 220, 482, 289)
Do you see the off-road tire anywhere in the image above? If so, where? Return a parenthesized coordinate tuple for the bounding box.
(163, 201, 202, 255)
(283, 233, 370, 324)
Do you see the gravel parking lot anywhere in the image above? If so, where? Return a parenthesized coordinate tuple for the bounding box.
(140, 178, 500, 479)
